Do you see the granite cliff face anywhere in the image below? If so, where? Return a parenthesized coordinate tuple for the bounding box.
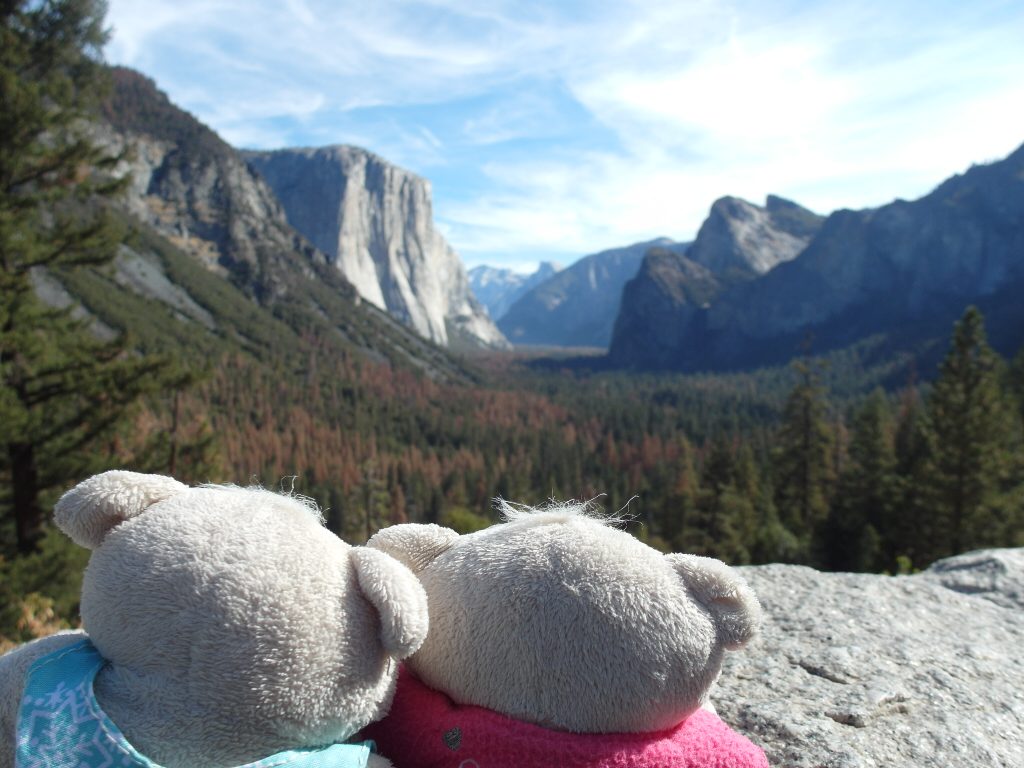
(245, 147, 507, 351)
(716, 549, 1024, 767)
(609, 197, 821, 367)
(686, 195, 824, 279)
(97, 68, 327, 301)
(499, 238, 688, 348)
(468, 261, 560, 322)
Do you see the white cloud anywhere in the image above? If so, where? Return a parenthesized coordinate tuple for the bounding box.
(105, 0, 1024, 270)
(445, 0, 1024, 266)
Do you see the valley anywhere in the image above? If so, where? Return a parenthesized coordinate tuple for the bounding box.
(3, 59, 1023, 647)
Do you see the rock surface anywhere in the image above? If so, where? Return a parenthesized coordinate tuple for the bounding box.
(686, 195, 823, 279)
(607, 197, 821, 368)
(81, 67, 466, 380)
(608, 248, 720, 368)
(499, 238, 688, 348)
(245, 146, 507, 351)
(710, 147, 1024, 343)
(97, 68, 330, 302)
(610, 144, 1024, 371)
(714, 549, 1024, 767)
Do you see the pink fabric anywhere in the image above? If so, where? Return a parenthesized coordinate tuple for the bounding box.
(364, 668, 769, 768)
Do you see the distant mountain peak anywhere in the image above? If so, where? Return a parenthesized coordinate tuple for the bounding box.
(469, 261, 563, 321)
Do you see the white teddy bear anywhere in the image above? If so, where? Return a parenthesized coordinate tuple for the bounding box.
(363, 501, 768, 768)
(0, 471, 429, 768)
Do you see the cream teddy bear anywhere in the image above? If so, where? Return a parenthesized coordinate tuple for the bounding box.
(363, 501, 767, 767)
(0, 471, 428, 768)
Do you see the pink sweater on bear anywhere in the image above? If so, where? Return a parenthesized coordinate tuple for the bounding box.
(364, 668, 769, 768)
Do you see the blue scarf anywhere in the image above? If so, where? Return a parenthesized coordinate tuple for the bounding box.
(16, 638, 374, 768)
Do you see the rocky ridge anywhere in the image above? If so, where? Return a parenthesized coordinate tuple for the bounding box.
(709, 146, 1024, 345)
(245, 146, 507, 351)
(610, 144, 1024, 371)
(686, 195, 824, 279)
(608, 248, 720, 368)
(715, 548, 1024, 767)
(98, 68, 327, 302)
(609, 196, 821, 367)
(77, 67, 465, 379)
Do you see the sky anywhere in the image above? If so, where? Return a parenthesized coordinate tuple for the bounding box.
(104, 0, 1024, 272)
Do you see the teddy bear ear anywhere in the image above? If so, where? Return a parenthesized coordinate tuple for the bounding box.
(666, 553, 762, 650)
(349, 547, 429, 659)
(367, 523, 459, 574)
(53, 470, 188, 549)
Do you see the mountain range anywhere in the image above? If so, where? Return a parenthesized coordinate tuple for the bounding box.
(66, 67, 1024, 380)
(61, 67, 468, 379)
(609, 144, 1024, 371)
(610, 195, 824, 367)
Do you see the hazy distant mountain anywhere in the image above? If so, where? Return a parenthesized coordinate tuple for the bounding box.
(611, 145, 1024, 371)
(609, 196, 823, 368)
(499, 238, 689, 348)
(468, 261, 560, 321)
(245, 147, 507, 351)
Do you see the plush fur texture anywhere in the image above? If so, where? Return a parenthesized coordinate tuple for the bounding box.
(369, 503, 761, 735)
(0, 471, 428, 768)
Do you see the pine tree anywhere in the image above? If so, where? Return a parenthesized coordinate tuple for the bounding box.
(1, 0, 182, 553)
(892, 382, 936, 567)
(1009, 345, 1024, 429)
(773, 360, 835, 563)
(685, 438, 742, 560)
(825, 389, 898, 571)
(661, 436, 698, 550)
(926, 307, 1008, 557)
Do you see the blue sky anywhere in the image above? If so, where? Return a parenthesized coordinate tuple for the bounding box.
(105, 0, 1024, 272)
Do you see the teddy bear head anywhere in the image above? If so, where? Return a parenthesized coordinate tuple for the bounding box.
(53, 470, 428, 765)
(369, 502, 761, 734)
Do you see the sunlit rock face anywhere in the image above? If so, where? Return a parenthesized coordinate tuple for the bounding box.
(685, 195, 824, 279)
(245, 146, 508, 351)
(95, 79, 328, 301)
(715, 549, 1024, 768)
